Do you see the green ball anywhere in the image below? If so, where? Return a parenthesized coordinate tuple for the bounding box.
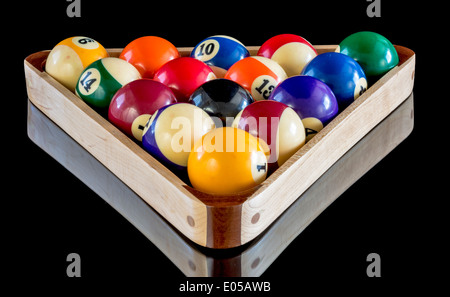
(337, 31, 399, 78)
(75, 57, 141, 109)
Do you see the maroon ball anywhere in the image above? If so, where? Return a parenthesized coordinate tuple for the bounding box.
(233, 100, 305, 173)
(108, 78, 177, 140)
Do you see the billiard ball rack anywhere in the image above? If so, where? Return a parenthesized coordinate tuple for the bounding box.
(24, 45, 415, 249)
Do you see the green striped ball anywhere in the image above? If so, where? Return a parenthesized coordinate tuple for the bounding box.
(75, 57, 141, 109)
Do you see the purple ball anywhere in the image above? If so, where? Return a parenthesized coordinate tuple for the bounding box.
(269, 75, 339, 126)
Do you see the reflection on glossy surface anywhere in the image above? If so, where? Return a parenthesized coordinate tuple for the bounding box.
(27, 93, 414, 276)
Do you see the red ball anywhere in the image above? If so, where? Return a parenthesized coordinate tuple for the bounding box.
(108, 79, 177, 140)
(257, 34, 317, 77)
(154, 57, 217, 102)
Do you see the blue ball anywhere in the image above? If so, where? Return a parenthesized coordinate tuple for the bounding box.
(141, 104, 182, 171)
(191, 35, 250, 71)
(302, 52, 367, 109)
(141, 103, 215, 172)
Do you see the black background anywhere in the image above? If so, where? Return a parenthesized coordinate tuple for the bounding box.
(6, 0, 445, 293)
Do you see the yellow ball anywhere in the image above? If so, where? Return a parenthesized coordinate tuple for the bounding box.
(45, 36, 108, 91)
(188, 127, 268, 195)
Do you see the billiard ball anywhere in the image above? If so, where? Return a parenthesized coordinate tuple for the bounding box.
(45, 36, 108, 91)
(108, 79, 177, 141)
(225, 56, 287, 101)
(75, 57, 141, 109)
(191, 35, 250, 77)
(257, 34, 317, 77)
(154, 57, 217, 102)
(142, 103, 215, 171)
(269, 75, 339, 141)
(187, 127, 267, 195)
(119, 36, 180, 78)
(302, 52, 367, 109)
(336, 31, 399, 81)
(189, 78, 254, 126)
(232, 100, 305, 173)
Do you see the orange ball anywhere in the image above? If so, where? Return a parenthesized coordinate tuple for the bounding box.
(188, 127, 268, 195)
(224, 56, 287, 101)
(119, 36, 180, 78)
